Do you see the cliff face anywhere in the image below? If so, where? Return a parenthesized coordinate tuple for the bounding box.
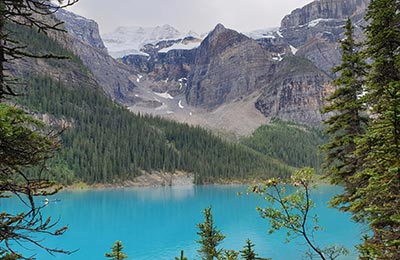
(281, 0, 369, 28)
(54, 9, 138, 103)
(55, 9, 107, 52)
(122, 48, 197, 83)
(185, 24, 275, 109)
(256, 57, 334, 126)
(280, 0, 369, 76)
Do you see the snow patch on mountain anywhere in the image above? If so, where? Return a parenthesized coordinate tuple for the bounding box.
(307, 18, 336, 28)
(154, 91, 174, 100)
(158, 40, 201, 53)
(102, 25, 199, 58)
(178, 100, 184, 109)
(289, 45, 298, 55)
(244, 27, 278, 39)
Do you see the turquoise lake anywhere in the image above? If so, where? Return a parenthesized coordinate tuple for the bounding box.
(2, 185, 365, 259)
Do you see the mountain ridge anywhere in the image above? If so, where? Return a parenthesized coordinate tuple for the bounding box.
(279, 0, 370, 75)
(53, 0, 370, 133)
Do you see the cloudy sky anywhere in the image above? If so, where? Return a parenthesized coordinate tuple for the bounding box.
(67, 0, 313, 35)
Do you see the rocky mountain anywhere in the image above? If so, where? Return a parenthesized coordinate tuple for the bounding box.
(47, 0, 371, 133)
(279, 0, 370, 76)
(186, 24, 276, 109)
(54, 8, 107, 51)
(121, 37, 199, 86)
(281, 0, 369, 28)
(255, 57, 334, 125)
(102, 25, 201, 58)
(54, 9, 138, 103)
(121, 22, 333, 127)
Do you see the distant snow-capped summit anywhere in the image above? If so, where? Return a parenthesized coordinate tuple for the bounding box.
(102, 25, 199, 58)
(244, 27, 280, 40)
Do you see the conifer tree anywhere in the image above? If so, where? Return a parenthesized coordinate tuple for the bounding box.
(222, 250, 239, 260)
(348, 0, 400, 258)
(323, 1, 400, 258)
(240, 239, 257, 260)
(322, 18, 367, 209)
(196, 207, 225, 260)
(105, 241, 128, 260)
(175, 250, 188, 260)
(0, 0, 77, 98)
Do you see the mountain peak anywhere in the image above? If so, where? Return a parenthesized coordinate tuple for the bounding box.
(204, 23, 248, 44)
(208, 23, 229, 36)
(214, 23, 226, 31)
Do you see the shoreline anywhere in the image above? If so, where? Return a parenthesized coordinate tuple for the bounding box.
(61, 173, 263, 191)
(60, 172, 334, 191)
(62, 171, 195, 191)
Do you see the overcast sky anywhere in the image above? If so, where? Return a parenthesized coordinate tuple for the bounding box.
(67, 0, 313, 35)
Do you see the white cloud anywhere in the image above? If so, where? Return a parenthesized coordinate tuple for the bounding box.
(67, 0, 313, 34)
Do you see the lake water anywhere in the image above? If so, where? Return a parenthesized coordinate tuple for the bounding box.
(2, 185, 364, 260)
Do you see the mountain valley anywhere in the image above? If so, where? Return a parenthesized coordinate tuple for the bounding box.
(6, 0, 371, 184)
(51, 0, 371, 136)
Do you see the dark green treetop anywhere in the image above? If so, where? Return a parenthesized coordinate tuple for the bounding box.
(105, 241, 128, 260)
(240, 239, 258, 260)
(196, 207, 226, 260)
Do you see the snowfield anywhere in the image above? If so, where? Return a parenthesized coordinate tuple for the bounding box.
(154, 91, 174, 100)
(102, 25, 199, 58)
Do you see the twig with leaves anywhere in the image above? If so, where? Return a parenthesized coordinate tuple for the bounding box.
(249, 167, 348, 260)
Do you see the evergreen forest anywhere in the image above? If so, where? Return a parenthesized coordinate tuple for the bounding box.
(241, 119, 325, 171)
(17, 74, 293, 184)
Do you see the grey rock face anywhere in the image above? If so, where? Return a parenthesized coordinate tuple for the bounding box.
(55, 9, 107, 52)
(255, 57, 334, 126)
(281, 0, 370, 28)
(122, 48, 197, 82)
(280, 0, 369, 76)
(185, 24, 275, 109)
(54, 9, 138, 103)
(69, 40, 137, 103)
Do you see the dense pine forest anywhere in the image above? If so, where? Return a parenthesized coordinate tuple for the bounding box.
(18, 74, 294, 184)
(241, 119, 325, 171)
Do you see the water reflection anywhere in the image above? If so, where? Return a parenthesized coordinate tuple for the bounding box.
(132, 185, 195, 201)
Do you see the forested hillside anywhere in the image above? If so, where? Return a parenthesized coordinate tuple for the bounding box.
(12, 23, 291, 185)
(241, 119, 325, 171)
(19, 75, 293, 184)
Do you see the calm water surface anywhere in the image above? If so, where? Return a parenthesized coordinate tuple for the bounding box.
(2, 185, 364, 259)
